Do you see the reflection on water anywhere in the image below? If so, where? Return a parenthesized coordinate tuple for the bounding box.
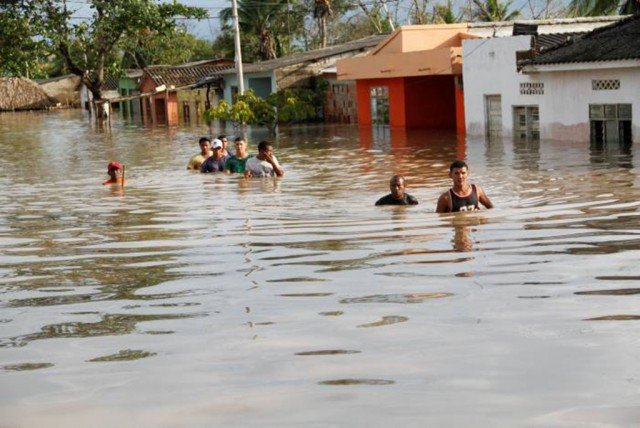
(1, 110, 640, 426)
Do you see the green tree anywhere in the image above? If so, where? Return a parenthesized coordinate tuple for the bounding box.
(313, 0, 334, 48)
(434, 0, 464, 23)
(472, 0, 521, 21)
(220, 0, 292, 61)
(0, 2, 48, 77)
(22, 0, 206, 107)
(567, 0, 640, 16)
(120, 25, 217, 68)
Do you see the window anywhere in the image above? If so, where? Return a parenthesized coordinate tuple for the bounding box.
(513, 106, 540, 140)
(520, 82, 544, 95)
(231, 86, 239, 103)
(370, 86, 389, 125)
(590, 104, 632, 145)
(592, 79, 620, 91)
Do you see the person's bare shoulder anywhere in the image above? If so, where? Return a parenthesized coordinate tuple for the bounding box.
(436, 191, 451, 213)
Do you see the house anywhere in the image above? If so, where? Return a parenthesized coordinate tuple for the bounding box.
(118, 70, 143, 120)
(338, 16, 622, 132)
(138, 59, 233, 126)
(462, 16, 630, 142)
(37, 74, 81, 107)
(80, 75, 120, 111)
(320, 66, 358, 124)
(196, 35, 386, 122)
(520, 15, 640, 144)
(0, 77, 57, 111)
(337, 24, 474, 131)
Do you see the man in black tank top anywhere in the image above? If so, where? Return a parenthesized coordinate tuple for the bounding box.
(436, 160, 493, 213)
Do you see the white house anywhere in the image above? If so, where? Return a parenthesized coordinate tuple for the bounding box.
(462, 15, 638, 144)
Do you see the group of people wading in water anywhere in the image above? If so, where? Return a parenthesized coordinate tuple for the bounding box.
(105, 137, 491, 213)
(375, 160, 493, 213)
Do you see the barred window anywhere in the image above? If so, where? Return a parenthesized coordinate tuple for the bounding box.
(592, 79, 620, 90)
(520, 82, 544, 95)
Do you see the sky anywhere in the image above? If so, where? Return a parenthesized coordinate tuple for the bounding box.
(67, 0, 557, 41)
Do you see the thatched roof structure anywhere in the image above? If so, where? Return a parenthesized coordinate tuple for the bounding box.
(0, 77, 57, 111)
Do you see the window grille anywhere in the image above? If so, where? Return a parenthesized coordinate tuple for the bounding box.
(592, 79, 620, 90)
(520, 82, 544, 95)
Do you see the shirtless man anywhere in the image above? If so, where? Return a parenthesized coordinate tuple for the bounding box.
(436, 160, 493, 213)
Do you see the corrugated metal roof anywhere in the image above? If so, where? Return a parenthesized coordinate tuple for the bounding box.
(220, 35, 387, 75)
(531, 14, 640, 65)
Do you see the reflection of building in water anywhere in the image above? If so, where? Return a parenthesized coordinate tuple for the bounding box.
(590, 134, 633, 169)
(513, 134, 541, 170)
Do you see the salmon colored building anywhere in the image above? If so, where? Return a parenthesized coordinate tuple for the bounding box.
(336, 24, 477, 133)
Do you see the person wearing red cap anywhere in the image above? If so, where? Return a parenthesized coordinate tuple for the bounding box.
(103, 162, 124, 185)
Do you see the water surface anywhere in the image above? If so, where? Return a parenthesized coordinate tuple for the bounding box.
(1, 110, 640, 426)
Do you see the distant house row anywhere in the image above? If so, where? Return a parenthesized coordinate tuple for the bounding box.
(336, 15, 639, 144)
(35, 35, 385, 126)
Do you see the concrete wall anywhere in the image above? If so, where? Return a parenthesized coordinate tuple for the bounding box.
(463, 36, 640, 142)
(222, 71, 275, 104)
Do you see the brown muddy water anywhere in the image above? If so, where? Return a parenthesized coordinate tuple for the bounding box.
(1, 110, 640, 427)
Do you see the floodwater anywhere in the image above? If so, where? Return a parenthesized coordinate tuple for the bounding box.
(1, 110, 640, 427)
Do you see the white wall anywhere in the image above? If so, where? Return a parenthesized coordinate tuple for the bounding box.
(463, 36, 640, 143)
(463, 36, 533, 137)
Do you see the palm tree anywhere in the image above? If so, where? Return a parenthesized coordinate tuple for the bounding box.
(472, 0, 521, 21)
(433, 0, 463, 23)
(220, 0, 289, 60)
(314, 0, 333, 48)
(567, 0, 640, 16)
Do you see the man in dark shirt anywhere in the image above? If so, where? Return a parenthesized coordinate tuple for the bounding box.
(375, 175, 419, 206)
(436, 160, 493, 213)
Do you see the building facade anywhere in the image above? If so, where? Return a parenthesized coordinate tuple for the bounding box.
(463, 16, 636, 143)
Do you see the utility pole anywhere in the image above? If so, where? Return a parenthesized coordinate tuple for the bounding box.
(231, 0, 245, 95)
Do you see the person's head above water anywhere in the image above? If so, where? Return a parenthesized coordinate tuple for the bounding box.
(234, 137, 247, 158)
(198, 137, 212, 155)
(257, 141, 273, 159)
(389, 175, 406, 200)
(107, 161, 122, 181)
(449, 160, 469, 189)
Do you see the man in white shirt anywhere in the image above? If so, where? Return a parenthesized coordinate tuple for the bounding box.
(245, 141, 284, 178)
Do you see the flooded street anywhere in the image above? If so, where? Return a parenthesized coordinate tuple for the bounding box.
(1, 110, 640, 426)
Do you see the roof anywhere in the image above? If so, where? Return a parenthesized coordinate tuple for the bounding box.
(221, 35, 388, 74)
(144, 59, 234, 88)
(530, 14, 640, 65)
(35, 74, 79, 84)
(0, 77, 57, 111)
(467, 15, 624, 38)
(536, 32, 585, 51)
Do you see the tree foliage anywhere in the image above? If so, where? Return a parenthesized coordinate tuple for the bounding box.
(567, 0, 640, 16)
(0, 2, 48, 77)
(204, 85, 326, 134)
(4, 0, 207, 100)
(472, 0, 521, 21)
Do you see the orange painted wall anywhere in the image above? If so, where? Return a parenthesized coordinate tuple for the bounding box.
(356, 78, 406, 127)
(404, 76, 456, 129)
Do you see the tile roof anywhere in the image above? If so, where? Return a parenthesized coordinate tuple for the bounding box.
(536, 32, 585, 51)
(145, 59, 234, 88)
(530, 14, 640, 65)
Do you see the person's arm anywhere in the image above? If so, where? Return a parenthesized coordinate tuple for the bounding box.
(477, 185, 494, 209)
(436, 192, 451, 213)
(265, 154, 284, 177)
(187, 156, 195, 170)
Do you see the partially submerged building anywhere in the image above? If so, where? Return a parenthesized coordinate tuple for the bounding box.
(462, 16, 632, 142)
(196, 35, 385, 123)
(337, 24, 473, 131)
(138, 59, 233, 126)
(0, 77, 57, 111)
(37, 74, 81, 108)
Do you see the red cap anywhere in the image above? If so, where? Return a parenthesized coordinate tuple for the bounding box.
(108, 162, 122, 171)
